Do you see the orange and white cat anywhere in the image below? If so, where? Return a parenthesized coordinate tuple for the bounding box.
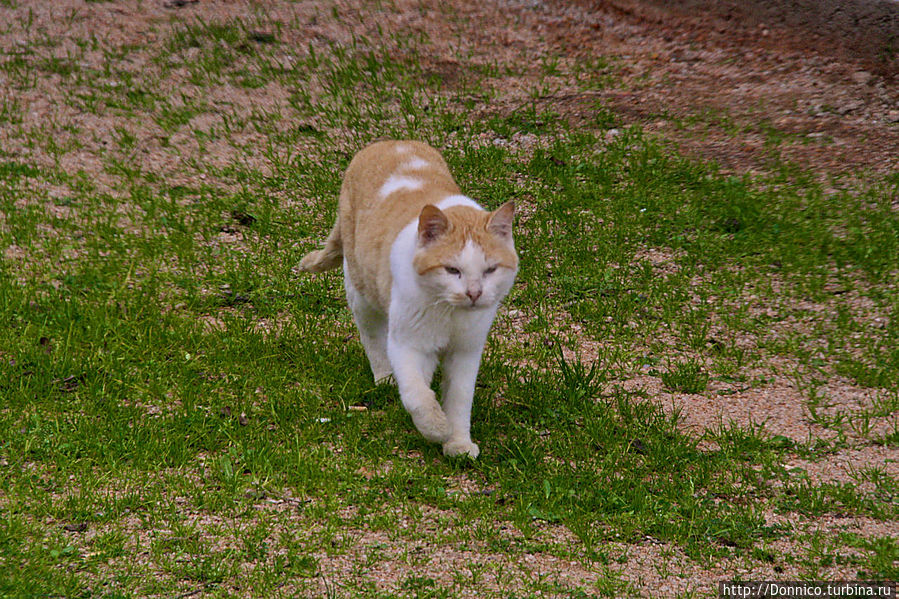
(299, 140, 517, 457)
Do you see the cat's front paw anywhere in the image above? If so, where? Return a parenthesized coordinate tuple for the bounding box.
(443, 439, 480, 459)
(409, 401, 451, 443)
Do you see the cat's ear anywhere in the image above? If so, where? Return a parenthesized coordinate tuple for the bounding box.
(418, 204, 449, 245)
(487, 201, 515, 239)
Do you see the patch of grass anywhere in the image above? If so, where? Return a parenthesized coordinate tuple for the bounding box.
(155, 97, 208, 133)
(0, 95, 23, 124)
(486, 102, 563, 137)
(851, 536, 899, 579)
(38, 54, 79, 78)
(0, 53, 36, 88)
(0, 160, 40, 181)
(659, 359, 709, 394)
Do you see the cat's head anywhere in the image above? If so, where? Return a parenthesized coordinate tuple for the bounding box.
(412, 201, 518, 309)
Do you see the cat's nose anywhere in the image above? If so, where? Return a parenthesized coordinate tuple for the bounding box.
(466, 287, 482, 304)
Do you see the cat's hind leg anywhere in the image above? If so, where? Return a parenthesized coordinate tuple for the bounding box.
(299, 217, 343, 273)
(344, 269, 392, 382)
(387, 339, 450, 444)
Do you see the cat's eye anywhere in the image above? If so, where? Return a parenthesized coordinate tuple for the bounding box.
(484, 266, 498, 275)
(445, 266, 461, 276)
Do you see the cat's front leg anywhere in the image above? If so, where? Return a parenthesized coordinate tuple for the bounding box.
(387, 338, 450, 444)
(440, 348, 484, 458)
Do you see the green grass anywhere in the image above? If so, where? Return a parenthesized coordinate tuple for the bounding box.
(0, 5, 897, 598)
(659, 359, 709, 394)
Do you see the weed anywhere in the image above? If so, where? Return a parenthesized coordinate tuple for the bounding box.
(660, 359, 709, 394)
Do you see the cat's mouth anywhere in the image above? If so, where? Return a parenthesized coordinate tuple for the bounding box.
(449, 296, 489, 310)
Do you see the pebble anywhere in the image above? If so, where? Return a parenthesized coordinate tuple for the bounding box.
(836, 100, 863, 115)
(887, 110, 899, 123)
(851, 70, 872, 85)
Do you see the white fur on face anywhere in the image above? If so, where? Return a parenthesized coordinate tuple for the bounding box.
(379, 175, 423, 198)
(420, 239, 516, 309)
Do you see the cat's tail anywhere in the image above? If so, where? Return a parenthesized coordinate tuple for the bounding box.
(299, 217, 343, 273)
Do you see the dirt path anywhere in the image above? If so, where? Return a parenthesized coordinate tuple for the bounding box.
(436, 0, 899, 176)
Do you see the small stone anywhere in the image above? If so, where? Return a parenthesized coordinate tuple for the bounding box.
(837, 100, 863, 115)
(887, 110, 899, 123)
(851, 70, 872, 85)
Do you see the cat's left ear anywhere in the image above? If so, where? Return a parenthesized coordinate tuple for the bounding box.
(487, 201, 515, 239)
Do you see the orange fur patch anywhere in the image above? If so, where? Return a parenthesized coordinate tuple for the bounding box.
(412, 206, 518, 275)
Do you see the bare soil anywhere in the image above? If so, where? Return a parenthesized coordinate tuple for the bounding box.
(453, 0, 899, 176)
(640, 0, 898, 69)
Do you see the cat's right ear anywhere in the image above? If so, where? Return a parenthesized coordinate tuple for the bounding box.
(418, 205, 448, 245)
(487, 201, 515, 239)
